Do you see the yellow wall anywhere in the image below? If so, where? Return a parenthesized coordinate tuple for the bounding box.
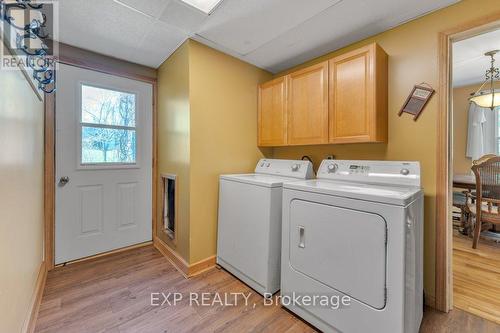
(0, 67, 45, 330)
(157, 40, 272, 264)
(452, 84, 483, 175)
(271, 0, 500, 299)
(188, 40, 272, 263)
(156, 0, 500, 299)
(157, 42, 191, 262)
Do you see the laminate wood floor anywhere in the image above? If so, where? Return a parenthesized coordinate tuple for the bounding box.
(35, 245, 500, 333)
(453, 232, 500, 325)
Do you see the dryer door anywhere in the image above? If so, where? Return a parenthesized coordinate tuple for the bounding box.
(289, 199, 387, 309)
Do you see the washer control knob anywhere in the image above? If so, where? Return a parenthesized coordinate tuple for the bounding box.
(266, 163, 271, 167)
(327, 163, 338, 173)
(400, 168, 410, 176)
(291, 164, 300, 172)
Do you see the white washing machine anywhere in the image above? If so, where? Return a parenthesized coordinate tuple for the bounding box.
(281, 160, 423, 333)
(217, 159, 314, 296)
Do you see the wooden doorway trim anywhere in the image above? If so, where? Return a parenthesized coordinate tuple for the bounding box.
(44, 93, 55, 270)
(44, 44, 157, 270)
(435, 13, 500, 312)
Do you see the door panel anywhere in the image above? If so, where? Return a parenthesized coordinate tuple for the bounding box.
(217, 180, 273, 286)
(117, 182, 138, 229)
(78, 185, 103, 235)
(55, 64, 152, 264)
(258, 77, 287, 146)
(217, 179, 271, 286)
(289, 199, 387, 309)
(287, 62, 328, 145)
(329, 47, 373, 143)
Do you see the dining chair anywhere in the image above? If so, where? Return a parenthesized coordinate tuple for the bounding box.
(452, 191, 470, 235)
(468, 154, 500, 249)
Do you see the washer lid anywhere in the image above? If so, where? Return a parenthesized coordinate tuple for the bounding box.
(284, 179, 422, 206)
(220, 174, 300, 188)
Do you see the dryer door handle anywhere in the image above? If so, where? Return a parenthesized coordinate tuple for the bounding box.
(298, 226, 305, 248)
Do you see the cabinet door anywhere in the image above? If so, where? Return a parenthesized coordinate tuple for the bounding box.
(329, 45, 375, 143)
(258, 77, 287, 146)
(287, 62, 329, 145)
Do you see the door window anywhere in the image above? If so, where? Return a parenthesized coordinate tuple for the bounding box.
(80, 84, 137, 165)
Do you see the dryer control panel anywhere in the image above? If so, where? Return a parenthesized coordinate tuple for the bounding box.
(255, 159, 314, 179)
(317, 160, 421, 187)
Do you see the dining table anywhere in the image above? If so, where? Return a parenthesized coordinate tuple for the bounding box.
(453, 173, 500, 240)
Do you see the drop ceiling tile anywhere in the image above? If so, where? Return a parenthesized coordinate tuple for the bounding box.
(114, 0, 171, 18)
(159, 0, 208, 33)
(243, 0, 373, 72)
(197, 0, 343, 55)
(242, 0, 460, 72)
(58, 0, 154, 58)
(133, 21, 187, 67)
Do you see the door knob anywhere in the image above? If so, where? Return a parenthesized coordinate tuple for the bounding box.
(58, 176, 70, 186)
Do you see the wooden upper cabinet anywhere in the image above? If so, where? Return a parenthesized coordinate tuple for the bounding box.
(258, 77, 287, 146)
(329, 43, 388, 144)
(257, 43, 387, 146)
(287, 61, 329, 145)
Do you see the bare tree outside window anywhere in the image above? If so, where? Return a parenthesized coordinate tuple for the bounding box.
(80, 85, 137, 164)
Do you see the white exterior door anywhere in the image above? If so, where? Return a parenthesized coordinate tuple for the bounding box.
(55, 64, 152, 264)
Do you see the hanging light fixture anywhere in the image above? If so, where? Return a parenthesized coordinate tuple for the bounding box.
(469, 50, 500, 110)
